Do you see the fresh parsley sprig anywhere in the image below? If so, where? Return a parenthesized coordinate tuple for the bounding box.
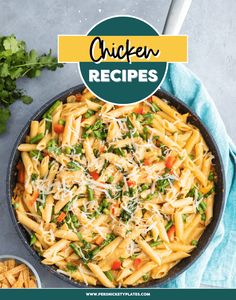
(0, 35, 63, 133)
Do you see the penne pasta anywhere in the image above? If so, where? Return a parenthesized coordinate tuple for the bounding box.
(16, 211, 41, 234)
(36, 133, 52, 151)
(185, 130, 200, 154)
(12, 88, 216, 287)
(62, 115, 74, 146)
(161, 251, 190, 265)
(123, 262, 157, 285)
(43, 239, 70, 259)
(18, 144, 37, 152)
(42, 194, 54, 223)
(40, 155, 49, 178)
(30, 121, 39, 139)
(88, 263, 115, 288)
(137, 237, 161, 265)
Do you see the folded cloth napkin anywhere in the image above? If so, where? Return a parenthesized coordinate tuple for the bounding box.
(159, 63, 236, 288)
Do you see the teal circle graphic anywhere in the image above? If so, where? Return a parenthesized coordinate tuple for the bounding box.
(79, 16, 168, 104)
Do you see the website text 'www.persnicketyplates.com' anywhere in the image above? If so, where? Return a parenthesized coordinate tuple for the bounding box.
(85, 291, 151, 297)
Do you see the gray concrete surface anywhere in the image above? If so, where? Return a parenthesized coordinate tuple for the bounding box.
(0, 0, 235, 288)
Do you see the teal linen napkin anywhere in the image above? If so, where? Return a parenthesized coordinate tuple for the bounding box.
(160, 63, 236, 288)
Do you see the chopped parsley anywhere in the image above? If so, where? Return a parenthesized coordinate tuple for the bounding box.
(156, 178, 170, 194)
(120, 198, 137, 222)
(66, 263, 77, 272)
(114, 147, 125, 157)
(72, 143, 83, 155)
(30, 233, 37, 246)
(89, 120, 107, 140)
(141, 112, 154, 125)
(31, 173, 38, 181)
(47, 139, 61, 155)
(187, 187, 203, 200)
(29, 150, 43, 161)
(67, 161, 80, 171)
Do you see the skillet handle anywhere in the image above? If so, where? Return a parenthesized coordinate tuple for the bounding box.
(163, 0, 192, 35)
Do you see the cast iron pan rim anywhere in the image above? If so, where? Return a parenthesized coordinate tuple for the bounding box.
(6, 84, 225, 288)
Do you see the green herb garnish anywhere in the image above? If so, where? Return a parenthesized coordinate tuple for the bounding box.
(29, 150, 43, 161)
(156, 178, 170, 194)
(93, 148, 99, 158)
(47, 139, 61, 155)
(67, 161, 80, 171)
(30, 233, 37, 246)
(187, 187, 203, 201)
(72, 144, 83, 155)
(84, 120, 107, 140)
(140, 184, 150, 191)
(120, 198, 137, 222)
(66, 263, 77, 272)
(114, 147, 125, 157)
(0, 35, 63, 133)
(107, 176, 114, 183)
(31, 173, 38, 181)
(142, 112, 154, 125)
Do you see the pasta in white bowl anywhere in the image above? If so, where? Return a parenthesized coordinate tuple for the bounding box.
(12, 88, 216, 287)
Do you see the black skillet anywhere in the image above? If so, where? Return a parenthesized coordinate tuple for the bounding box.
(6, 84, 225, 288)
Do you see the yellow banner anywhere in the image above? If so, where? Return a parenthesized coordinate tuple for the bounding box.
(58, 35, 188, 63)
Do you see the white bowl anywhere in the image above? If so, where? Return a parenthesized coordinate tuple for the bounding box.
(0, 255, 41, 288)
